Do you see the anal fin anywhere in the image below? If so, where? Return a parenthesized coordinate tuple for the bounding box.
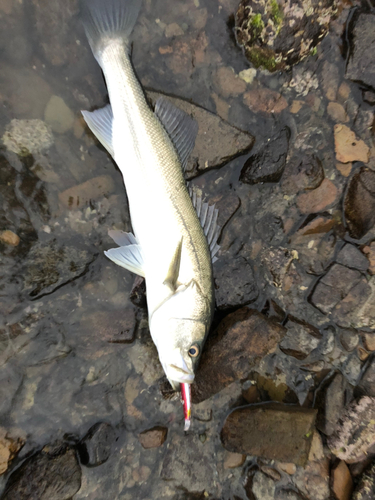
(81, 104, 114, 158)
(104, 230, 145, 277)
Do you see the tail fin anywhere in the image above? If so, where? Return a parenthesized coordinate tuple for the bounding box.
(80, 0, 141, 59)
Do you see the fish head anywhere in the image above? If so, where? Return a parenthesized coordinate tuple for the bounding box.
(149, 281, 211, 390)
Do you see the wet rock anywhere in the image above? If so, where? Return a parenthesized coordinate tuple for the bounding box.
(315, 372, 347, 436)
(147, 92, 254, 179)
(223, 451, 246, 469)
(23, 239, 96, 299)
(240, 128, 290, 184)
(80, 308, 136, 344)
(346, 13, 375, 91)
(296, 178, 338, 214)
(352, 462, 375, 500)
(213, 255, 258, 310)
(327, 102, 349, 123)
(161, 433, 216, 492)
(129, 276, 147, 308)
(357, 360, 375, 397)
(1, 442, 81, 500)
(78, 422, 116, 467)
(243, 88, 288, 114)
(235, 0, 335, 71)
(44, 96, 75, 134)
(252, 471, 275, 500)
(362, 243, 375, 275)
(334, 125, 370, 164)
(213, 66, 247, 98)
(58, 175, 115, 210)
(361, 332, 375, 351)
(328, 396, 375, 463)
(0, 230, 20, 246)
(340, 328, 359, 352)
(279, 317, 321, 360)
(332, 460, 353, 500)
(0, 365, 23, 416)
(337, 244, 369, 272)
(0, 429, 23, 475)
(281, 154, 324, 195)
(138, 426, 168, 449)
(310, 264, 363, 314)
(2, 119, 54, 155)
(212, 192, 241, 231)
(192, 308, 286, 403)
(221, 403, 317, 466)
(344, 167, 375, 239)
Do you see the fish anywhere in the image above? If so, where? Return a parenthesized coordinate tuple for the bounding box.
(79, 0, 220, 429)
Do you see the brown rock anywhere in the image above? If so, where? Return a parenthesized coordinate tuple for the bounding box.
(221, 403, 317, 466)
(358, 346, 369, 361)
(192, 308, 286, 403)
(138, 426, 168, 449)
(243, 88, 288, 114)
(147, 92, 254, 179)
(297, 216, 334, 235)
(321, 61, 339, 101)
(223, 451, 246, 469)
(281, 154, 324, 195)
(213, 66, 247, 98)
(336, 162, 352, 177)
(334, 125, 370, 163)
(297, 178, 338, 214)
(0, 429, 23, 475)
(328, 396, 375, 463)
(327, 102, 349, 123)
(361, 332, 375, 351)
(338, 82, 351, 102)
(362, 243, 375, 275)
(290, 100, 304, 114)
(59, 175, 115, 210)
(0, 230, 20, 246)
(277, 462, 297, 475)
(344, 167, 375, 239)
(332, 461, 353, 500)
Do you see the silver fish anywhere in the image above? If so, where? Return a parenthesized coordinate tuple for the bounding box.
(79, 0, 220, 397)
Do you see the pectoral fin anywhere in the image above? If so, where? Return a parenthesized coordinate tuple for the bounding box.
(163, 238, 183, 292)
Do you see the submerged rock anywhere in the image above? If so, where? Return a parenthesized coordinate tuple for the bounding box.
(1, 442, 81, 500)
(192, 308, 286, 403)
(23, 239, 97, 299)
(77, 422, 116, 467)
(344, 167, 375, 240)
(334, 125, 369, 164)
(138, 426, 168, 449)
(147, 92, 255, 179)
(2, 119, 54, 155)
(221, 403, 317, 466)
(240, 127, 290, 184)
(79, 308, 137, 344)
(328, 396, 375, 463)
(346, 13, 375, 91)
(235, 0, 336, 71)
(281, 153, 324, 195)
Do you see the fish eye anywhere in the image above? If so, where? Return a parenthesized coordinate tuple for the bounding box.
(188, 345, 199, 357)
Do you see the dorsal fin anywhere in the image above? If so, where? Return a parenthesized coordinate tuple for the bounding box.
(189, 187, 221, 263)
(155, 97, 198, 170)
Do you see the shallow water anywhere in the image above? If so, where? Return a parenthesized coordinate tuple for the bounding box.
(0, 0, 374, 498)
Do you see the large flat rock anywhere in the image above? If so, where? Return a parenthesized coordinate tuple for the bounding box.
(346, 13, 375, 91)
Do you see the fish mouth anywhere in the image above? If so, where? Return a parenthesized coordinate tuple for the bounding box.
(165, 365, 194, 390)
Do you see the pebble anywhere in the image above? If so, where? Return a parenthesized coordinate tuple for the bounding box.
(138, 426, 168, 449)
(281, 153, 324, 195)
(336, 161, 352, 177)
(252, 471, 275, 500)
(277, 462, 296, 475)
(192, 308, 286, 403)
(0, 230, 20, 246)
(213, 66, 247, 98)
(188, 8, 208, 30)
(0, 429, 23, 474)
(2, 119, 54, 155)
(243, 88, 288, 114)
(327, 102, 349, 123)
(336, 244, 369, 272)
(332, 460, 353, 500)
(296, 178, 338, 214)
(279, 318, 321, 360)
(223, 451, 246, 469)
(361, 332, 375, 351)
(221, 403, 317, 466)
(321, 60, 339, 101)
(340, 328, 359, 352)
(362, 243, 375, 275)
(78, 422, 116, 467)
(334, 124, 370, 163)
(338, 82, 351, 102)
(58, 175, 115, 209)
(164, 23, 184, 38)
(290, 100, 304, 114)
(238, 67, 257, 84)
(328, 396, 375, 463)
(44, 95, 75, 134)
(297, 216, 334, 235)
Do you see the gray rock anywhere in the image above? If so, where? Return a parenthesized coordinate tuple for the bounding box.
(221, 403, 317, 466)
(328, 396, 375, 463)
(315, 372, 347, 436)
(192, 308, 286, 403)
(213, 254, 258, 310)
(340, 328, 360, 352)
(240, 128, 290, 185)
(78, 422, 116, 467)
(346, 13, 375, 91)
(252, 471, 276, 500)
(23, 239, 97, 299)
(147, 91, 255, 179)
(336, 244, 369, 272)
(281, 153, 324, 195)
(280, 317, 321, 360)
(1, 442, 81, 500)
